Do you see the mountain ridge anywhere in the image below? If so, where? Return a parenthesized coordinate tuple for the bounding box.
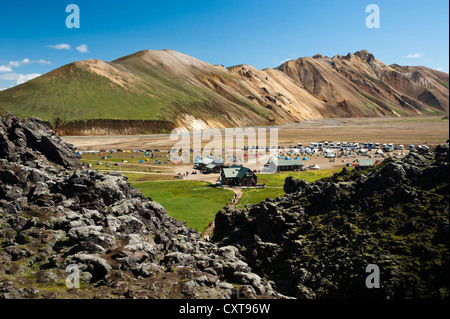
(0, 49, 448, 135)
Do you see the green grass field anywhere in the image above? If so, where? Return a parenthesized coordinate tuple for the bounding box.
(131, 180, 235, 233)
(82, 151, 343, 230)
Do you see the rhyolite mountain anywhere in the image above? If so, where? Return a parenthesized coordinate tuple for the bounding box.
(0, 49, 448, 135)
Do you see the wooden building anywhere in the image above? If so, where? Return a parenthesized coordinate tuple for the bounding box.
(269, 159, 303, 172)
(220, 165, 257, 186)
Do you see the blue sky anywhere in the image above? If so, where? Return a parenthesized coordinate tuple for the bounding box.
(0, 0, 448, 90)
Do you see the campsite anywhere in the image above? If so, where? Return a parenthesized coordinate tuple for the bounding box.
(71, 116, 448, 234)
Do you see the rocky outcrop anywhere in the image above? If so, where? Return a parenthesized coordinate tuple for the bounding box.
(0, 114, 79, 169)
(214, 143, 449, 298)
(0, 114, 284, 299)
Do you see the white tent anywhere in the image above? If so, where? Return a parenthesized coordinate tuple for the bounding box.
(375, 149, 384, 154)
(310, 164, 320, 170)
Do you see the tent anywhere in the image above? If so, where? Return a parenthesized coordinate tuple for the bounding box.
(310, 164, 320, 170)
(285, 156, 291, 160)
(139, 160, 144, 163)
(302, 157, 309, 161)
(375, 149, 384, 154)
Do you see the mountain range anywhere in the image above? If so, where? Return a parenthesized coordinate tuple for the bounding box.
(0, 49, 448, 135)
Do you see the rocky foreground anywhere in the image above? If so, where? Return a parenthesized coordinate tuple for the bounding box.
(0, 114, 284, 299)
(214, 142, 449, 298)
(0, 113, 448, 299)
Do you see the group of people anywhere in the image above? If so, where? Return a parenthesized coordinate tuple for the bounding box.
(226, 193, 238, 206)
(178, 171, 191, 179)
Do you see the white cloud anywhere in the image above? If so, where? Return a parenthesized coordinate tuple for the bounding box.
(0, 65, 13, 72)
(47, 43, 71, 50)
(6, 58, 51, 68)
(0, 58, 51, 75)
(279, 58, 291, 64)
(0, 73, 41, 85)
(76, 44, 89, 53)
(404, 53, 423, 59)
(9, 58, 30, 67)
(436, 67, 444, 71)
(34, 59, 51, 65)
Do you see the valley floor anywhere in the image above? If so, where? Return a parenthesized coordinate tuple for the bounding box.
(64, 115, 448, 233)
(63, 116, 449, 151)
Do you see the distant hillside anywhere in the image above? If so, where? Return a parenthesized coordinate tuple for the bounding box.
(0, 49, 448, 135)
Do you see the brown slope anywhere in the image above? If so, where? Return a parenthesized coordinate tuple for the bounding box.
(112, 49, 330, 127)
(389, 64, 449, 111)
(276, 50, 449, 117)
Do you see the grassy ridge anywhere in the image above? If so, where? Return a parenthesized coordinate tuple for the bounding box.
(0, 65, 167, 124)
(0, 52, 271, 131)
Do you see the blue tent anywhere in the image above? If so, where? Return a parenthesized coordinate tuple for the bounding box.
(295, 156, 300, 160)
(285, 156, 291, 160)
(277, 156, 282, 159)
(139, 160, 144, 163)
(302, 157, 309, 160)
